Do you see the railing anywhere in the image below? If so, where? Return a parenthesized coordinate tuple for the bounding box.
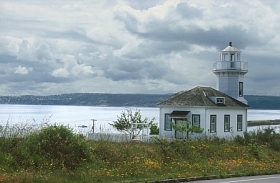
(213, 61, 248, 72)
(87, 133, 158, 142)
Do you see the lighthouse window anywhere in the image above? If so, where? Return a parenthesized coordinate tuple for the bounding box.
(230, 61, 235, 68)
(230, 54, 235, 61)
(239, 82, 243, 97)
(222, 54, 226, 61)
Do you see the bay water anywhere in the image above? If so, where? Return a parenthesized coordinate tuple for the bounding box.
(1, 104, 279, 134)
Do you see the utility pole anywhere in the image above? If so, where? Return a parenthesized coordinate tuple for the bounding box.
(91, 119, 97, 133)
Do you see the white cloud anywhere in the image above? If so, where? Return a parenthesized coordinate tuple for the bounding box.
(15, 66, 33, 75)
(17, 40, 32, 61)
(0, 36, 21, 56)
(51, 68, 70, 78)
(72, 64, 94, 76)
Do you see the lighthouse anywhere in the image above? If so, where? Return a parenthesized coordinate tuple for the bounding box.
(213, 42, 248, 104)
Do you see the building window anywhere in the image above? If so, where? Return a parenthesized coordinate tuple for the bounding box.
(239, 82, 243, 97)
(164, 114, 172, 131)
(230, 61, 234, 68)
(230, 54, 235, 68)
(192, 114, 200, 127)
(230, 54, 235, 61)
(216, 97, 225, 104)
(222, 54, 226, 61)
(224, 115, 230, 132)
(210, 115, 216, 133)
(237, 115, 242, 131)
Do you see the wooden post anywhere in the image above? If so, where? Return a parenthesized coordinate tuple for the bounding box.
(91, 119, 96, 133)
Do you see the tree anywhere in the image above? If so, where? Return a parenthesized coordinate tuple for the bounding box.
(150, 123, 159, 135)
(110, 109, 155, 139)
(172, 119, 204, 139)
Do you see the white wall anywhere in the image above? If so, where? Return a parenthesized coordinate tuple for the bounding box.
(205, 108, 247, 138)
(159, 106, 247, 139)
(159, 107, 206, 139)
(216, 72, 246, 100)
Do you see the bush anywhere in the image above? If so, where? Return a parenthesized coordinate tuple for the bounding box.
(150, 123, 159, 135)
(11, 125, 93, 170)
(234, 127, 280, 151)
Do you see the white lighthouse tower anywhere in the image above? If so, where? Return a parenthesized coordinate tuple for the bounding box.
(213, 42, 248, 104)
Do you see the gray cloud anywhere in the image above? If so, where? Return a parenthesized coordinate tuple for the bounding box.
(103, 59, 167, 81)
(0, 0, 280, 96)
(123, 0, 166, 10)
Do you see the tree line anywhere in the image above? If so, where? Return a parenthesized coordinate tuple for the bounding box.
(1, 93, 280, 109)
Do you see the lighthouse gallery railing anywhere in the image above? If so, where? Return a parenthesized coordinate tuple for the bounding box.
(213, 61, 248, 72)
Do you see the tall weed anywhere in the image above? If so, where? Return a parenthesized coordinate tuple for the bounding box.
(234, 127, 280, 151)
(3, 125, 93, 170)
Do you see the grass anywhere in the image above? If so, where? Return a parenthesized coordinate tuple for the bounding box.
(0, 124, 280, 183)
(248, 119, 280, 126)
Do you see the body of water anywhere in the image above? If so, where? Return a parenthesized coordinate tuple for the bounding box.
(0, 104, 279, 134)
(0, 105, 158, 134)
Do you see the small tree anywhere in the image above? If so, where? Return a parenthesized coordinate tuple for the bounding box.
(172, 119, 204, 139)
(110, 109, 155, 139)
(150, 123, 159, 135)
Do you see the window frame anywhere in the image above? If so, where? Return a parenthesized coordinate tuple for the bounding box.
(222, 54, 226, 61)
(230, 54, 235, 61)
(239, 82, 243, 97)
(216, 97, 225, 104)
(237, 115, 243, 131)
(192, 114, 200, 127)
(210, 115, 217, 133)
(224, 115, 230, 132)
(164, 113, 172, 131)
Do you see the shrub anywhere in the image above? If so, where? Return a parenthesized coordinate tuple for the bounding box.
(150, 123, 159, 135)
(12, 125, 92, 170)
(234, 127, 280, 151)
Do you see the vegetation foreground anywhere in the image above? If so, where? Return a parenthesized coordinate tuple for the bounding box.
(0, 125, 280, 183)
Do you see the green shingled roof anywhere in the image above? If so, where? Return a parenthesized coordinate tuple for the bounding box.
(158, 86, 249, 108)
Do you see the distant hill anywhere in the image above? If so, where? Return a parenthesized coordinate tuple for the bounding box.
(0, 93, 171, 107)
(0, 93, 280, 109)
(245, 95, 280, 109)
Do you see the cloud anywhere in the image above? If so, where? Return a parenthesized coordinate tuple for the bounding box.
(17, 40, 32, 61)
(34, 42, 53, 62)
(0, 0, 280, 96)
(15, 66, 33, 75)
(113, 1, 278, 48)
(51, 68, 70, 78)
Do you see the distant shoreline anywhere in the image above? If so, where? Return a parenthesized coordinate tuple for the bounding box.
(1, 93, 280, 109)
(248, 119, 280, 127)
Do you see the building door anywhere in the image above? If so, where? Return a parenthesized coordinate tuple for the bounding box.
(174, 118, 188, 139)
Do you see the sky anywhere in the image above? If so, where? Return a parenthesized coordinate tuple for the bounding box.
(1, 0, 280, 96)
